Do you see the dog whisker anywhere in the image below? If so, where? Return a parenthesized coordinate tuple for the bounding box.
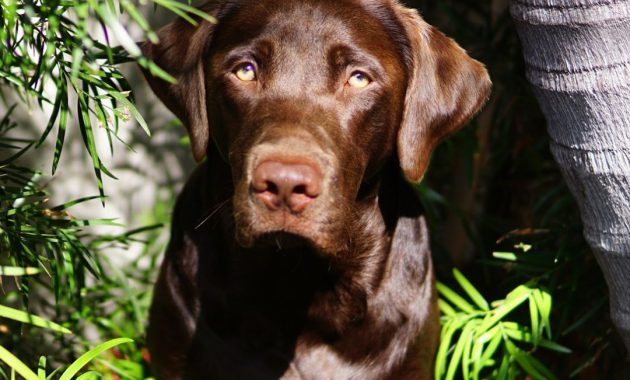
(275, 236, 283, 251)
(195, 198, 231, 230)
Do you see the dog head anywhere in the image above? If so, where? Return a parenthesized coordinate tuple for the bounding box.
(142, 0, 491, 255)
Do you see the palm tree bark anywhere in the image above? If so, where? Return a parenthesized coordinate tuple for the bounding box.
(510, 0, 630, 350)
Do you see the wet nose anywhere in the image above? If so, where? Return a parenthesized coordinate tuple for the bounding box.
(252, 160, 322, 213)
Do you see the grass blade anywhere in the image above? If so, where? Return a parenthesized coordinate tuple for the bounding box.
(529, 296, 540, 345)
(0, 267, 41, 276)
(0, 305, 71, 334)
(437, 282, 476, 313)
(59, 338, 133, 380)
(478, 287, 530, 333)
(453, 268, 489, 311)
(0, 346, 39, 380)
(37, 356, 45, 380)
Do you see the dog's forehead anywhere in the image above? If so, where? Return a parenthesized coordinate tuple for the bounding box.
(261, 2, 364, 42)
(215, 0, 407, 60)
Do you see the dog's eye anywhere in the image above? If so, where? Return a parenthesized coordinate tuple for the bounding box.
(347, 71, 371, 88)
(235, 63, 257, 81)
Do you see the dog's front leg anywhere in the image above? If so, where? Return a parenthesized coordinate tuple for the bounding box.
(147, 233, 201, 379)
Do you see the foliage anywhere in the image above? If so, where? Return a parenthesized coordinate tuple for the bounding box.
(0, 0, 194, 378)
(1, 106, 112, 309)
(417, 0, 627, 378)
(0, 0, 211, 197)
(0, 106, 162, 377)
(436, 269, 571, 380)
(0, 338, 133, 380)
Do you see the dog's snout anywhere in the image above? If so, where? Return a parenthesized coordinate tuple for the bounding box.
(252, 160, 322, 213)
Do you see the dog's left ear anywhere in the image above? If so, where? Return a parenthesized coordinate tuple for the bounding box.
(392, 4, 491, 183)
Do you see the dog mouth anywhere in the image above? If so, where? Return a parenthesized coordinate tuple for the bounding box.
(253, 231, 319, 252)
(235, 216, 343, 255)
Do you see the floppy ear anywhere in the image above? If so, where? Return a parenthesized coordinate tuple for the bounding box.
(392, 4, 491, 183)
(140, 4, 221, 162)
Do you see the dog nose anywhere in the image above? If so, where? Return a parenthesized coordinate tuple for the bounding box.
(252, 160, 322, 213)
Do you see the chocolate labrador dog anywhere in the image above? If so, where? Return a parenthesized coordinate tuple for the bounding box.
(141, 0, 490, 379)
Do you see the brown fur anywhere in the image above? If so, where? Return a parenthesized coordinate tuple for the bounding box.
(141, 1, 490, 379)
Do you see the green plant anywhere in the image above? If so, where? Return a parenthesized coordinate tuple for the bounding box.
(0, 338, 133, 380)
(0, 0, 202, 378)
(436, 268, 571, 380)
(1, 107, 115, 308)
(415, 0, 626, 377)
(1, 109, 162, 376)
(0, 0, 212, 196)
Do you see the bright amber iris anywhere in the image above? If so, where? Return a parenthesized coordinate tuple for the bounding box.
(348, 71, 370, 88)
(235, 63, 256, 81)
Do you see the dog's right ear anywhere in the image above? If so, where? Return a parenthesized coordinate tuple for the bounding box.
(141, 5, 220, 162)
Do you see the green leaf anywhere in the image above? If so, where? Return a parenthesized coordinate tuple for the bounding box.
(153, 0, 216, 25)
(453, 268, 489, 311)
(437, 282, 476, 313)
(51, 86, 68, 174)
(50, 196, 103, 212)
(0, 345, 39, 380)
(166, 1, 216, 23)
(91, 0, 141, 57)
(59, 338, 133, 380)
(435, 317, 470, 379)
(94, 357, 142, 380)
(533, 289, 552, 338)
(493, 251, 517, 261)
(461, 322, 476, 380)
(37, 357, 46, 380)
(478, 286, 531, 333)
(505, 339, 557, 380)
(0, 142, 34, 166)
(76, 88, 106, 200)
(445, 321, 472, 380)
(107, 90, 150, 136)
(0, 305, 71, 334)
(476, 324, 500, 344)
(537, 340, 572, 354)
(0, 267, 41, 276)
(136, 57, 176, 84)
(438, 299, 456, 316)
(76, 371, 99, 380)
(529, 296, 540, 345)
(36, 85, 63, 148)
(496, 354, 511, 380)
(475, 330, 503, 378)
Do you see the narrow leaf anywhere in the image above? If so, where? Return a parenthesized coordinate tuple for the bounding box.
(37, 356, 45, 380)
(0, 267, 41, 277)
(0, 305, 71, 334)
(0, 345, 39, 380)
(59, 338, 133, 380)
(453, 268, 489, 311)
(437, 282, 476, 313)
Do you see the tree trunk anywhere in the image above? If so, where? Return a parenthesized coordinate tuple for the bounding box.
(510, 0, 630, 350)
